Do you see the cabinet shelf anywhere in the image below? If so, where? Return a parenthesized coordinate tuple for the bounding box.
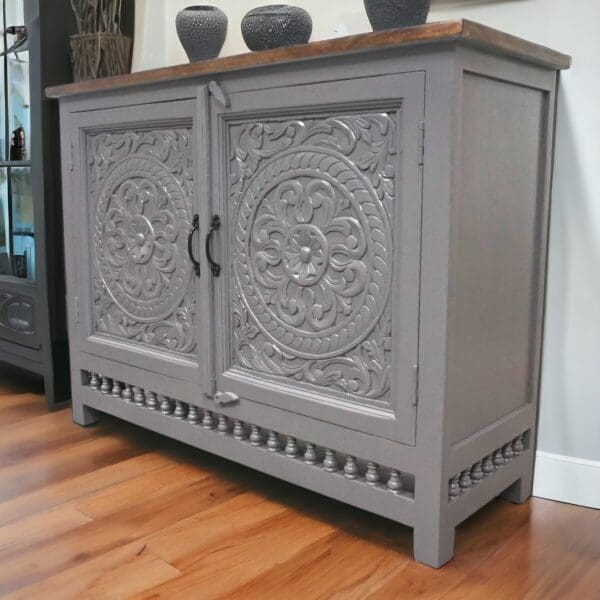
(0, 272, 36, 288)
(0, 160, 31, 167)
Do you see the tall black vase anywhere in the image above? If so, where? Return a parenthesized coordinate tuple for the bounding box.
(364, 0, 431, 31)
(176, 5, 228, 62)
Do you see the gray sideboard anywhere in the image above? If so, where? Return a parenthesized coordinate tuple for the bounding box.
(48, 20, 571, 567)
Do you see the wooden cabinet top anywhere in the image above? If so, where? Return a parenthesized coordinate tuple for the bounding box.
(47, 19, 571, 99)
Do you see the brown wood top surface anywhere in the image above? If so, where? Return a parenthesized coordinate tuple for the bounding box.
(47, 19, 571, 99)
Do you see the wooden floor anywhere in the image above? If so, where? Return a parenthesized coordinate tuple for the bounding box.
(0, 365, 598, 600)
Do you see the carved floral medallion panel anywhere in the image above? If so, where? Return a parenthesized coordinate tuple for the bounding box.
(89, 128, 196, 355)
(229, 113, 398, 407)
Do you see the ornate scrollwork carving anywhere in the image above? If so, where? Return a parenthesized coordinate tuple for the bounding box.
(229, 114, 396, 403)
(89, 128, 196, 354)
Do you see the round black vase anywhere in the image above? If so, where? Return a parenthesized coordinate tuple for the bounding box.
(242, 5, 312, 52)
(176, 5, 227, 62)
(363, 0, 431, 31)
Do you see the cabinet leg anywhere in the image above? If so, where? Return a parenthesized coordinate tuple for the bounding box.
(413, 523, 456, 568)
(73, 400, 100, 427)
(500, 474, 533, 504)
(43, 372, 70, 409)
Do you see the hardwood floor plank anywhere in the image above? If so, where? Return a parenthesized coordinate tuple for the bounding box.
(133, 510, 337, 600)
(367, 499, 534, 599)
(149, 489, 412, 600)
(228, 530, 406, 600)
(521, 506, 600, 599)
(549, 541, 600, 600)
(0, 433, 147, 502)
(440, 501, 600, 600)
(0, 408, 106, 467)
(0, 391, 44, 408)
(74, 463, 211, 519)
(4, 541, 181, 600)
(0, 452, 174, 526)
(0, 505, 92, 552)
(143, 491, 290, 567)
(0, 476, 241, 593)
(0, 393, 48, 425)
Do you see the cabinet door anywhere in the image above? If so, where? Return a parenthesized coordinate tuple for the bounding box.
(210, 73, 424, 444)
(68, 97, 212, 391)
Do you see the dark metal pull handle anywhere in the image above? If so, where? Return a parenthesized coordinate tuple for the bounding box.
(188, 214, 201, 277)
(205, 214, 221, 277)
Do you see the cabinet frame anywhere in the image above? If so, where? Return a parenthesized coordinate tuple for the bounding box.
(54, 27, 568, 568)
(66, 95, 214, 394)
(210, 72, 425, 444)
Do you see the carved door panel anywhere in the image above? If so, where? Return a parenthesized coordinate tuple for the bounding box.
(69, 97, 212, 390)
(211, 73, 424, 444)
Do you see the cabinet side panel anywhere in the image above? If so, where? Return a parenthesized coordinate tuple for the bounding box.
(447, 72, 546, 445)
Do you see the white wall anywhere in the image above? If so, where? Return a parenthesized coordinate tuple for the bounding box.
(133, 0, 600, 507)
(131, 0, 165, 72)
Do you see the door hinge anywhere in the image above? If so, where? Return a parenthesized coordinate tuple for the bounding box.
(74, 296, 80, 324)
(209, 80, 230, 108)
(69, 141, 74, 171)
(412, 364, 419, 406)
(418, 121, 425, 166)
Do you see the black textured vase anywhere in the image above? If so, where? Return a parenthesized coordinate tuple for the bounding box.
(241, 5, 312, 52)
(364, 0, 430, 31)
(176, 5, 227, 62)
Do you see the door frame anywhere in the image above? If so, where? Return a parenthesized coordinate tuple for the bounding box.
(68, 95, 213, 394)
(209, 71, 425, 444)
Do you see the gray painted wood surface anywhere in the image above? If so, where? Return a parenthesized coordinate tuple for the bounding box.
(56, 36, 563, 567)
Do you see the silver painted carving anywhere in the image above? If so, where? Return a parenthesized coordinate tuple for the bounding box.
(229, 114, 396, 403)
(89, 129, 196, 354)
(0, 291, 36, 335)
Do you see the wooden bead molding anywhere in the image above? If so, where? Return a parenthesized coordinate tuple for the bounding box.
(84, 371, 414, 497)
(448, 432, 529, 502)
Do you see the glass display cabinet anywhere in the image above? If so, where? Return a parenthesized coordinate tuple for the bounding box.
(0, 0, 73, 405)
(0, 2, 32, 280)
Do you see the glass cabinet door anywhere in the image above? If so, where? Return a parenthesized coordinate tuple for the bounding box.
(0, 0, 34, 280)
(5, 0, 29, 160)
(0, 168, 8, 275)
(9, 166, 33, 278)
(0, 12, 4, 162)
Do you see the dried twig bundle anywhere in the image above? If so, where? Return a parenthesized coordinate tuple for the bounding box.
(69, 0, 131, 81)
(70, 0, 124, 35)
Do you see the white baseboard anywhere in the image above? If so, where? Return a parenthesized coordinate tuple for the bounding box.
(533, 451, 600, 509)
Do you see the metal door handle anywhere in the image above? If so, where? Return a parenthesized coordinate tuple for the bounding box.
(188, 214, 201, 277)
(205, 214, 221, 277)
(215, 391, 239, 406)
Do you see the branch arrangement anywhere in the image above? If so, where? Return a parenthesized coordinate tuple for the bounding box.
(70, 0, 124, 35)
